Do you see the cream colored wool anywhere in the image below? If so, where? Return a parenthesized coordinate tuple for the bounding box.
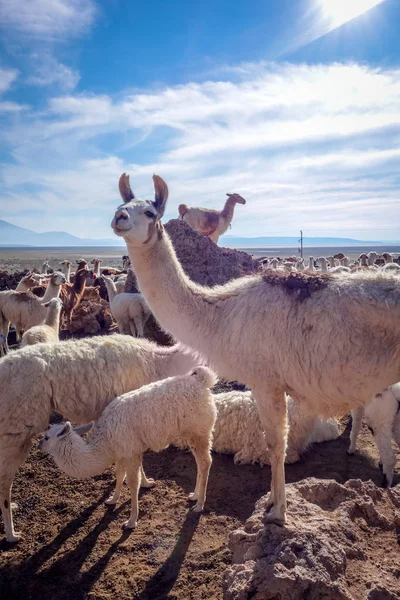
(112, 172, 400, 527)
(40, 367, 217, 530)
(0, 334, 201, 542)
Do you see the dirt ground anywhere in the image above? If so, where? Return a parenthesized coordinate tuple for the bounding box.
(1, 416, 399, 600)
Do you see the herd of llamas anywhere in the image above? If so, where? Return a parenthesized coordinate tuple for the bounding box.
(0, 174, 399, 554)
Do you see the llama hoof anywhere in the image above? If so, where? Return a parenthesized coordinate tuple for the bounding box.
(347, 448, 355, 456)
(141, 478, 156, 488)
(6, 532, 22, 543)
(264, 512, 286, 526)
(105, 496, 118, 506)
(192, 503, 203, 513)
(122, 520, 137, 530)
(383, 475, 393, 488)
(188, 492, 198, 502)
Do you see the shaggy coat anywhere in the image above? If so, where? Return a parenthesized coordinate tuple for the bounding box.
(0, 335, 201, 542)
(60, 267, 93, 327)
(40, 367, 217, 530)
(197, 391, 339, 465)
(113, 172, 400, 526)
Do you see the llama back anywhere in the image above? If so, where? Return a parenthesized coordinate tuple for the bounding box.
(93, 369, 217, 455)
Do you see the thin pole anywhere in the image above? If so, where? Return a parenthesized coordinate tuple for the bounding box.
(299, 230, 303, 259)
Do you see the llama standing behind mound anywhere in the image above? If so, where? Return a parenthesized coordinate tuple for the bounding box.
(40, 367, 217, 530)
(178, 192, 246, 244)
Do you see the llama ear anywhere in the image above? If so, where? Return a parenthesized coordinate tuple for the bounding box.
(119, 173, 135, 203)
(58, 422, 72, 437)
(152, 174, 168, 217)
(73, 421, 94, 437)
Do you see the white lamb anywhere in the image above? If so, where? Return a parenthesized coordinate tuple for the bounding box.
(0, 335, 202, 542)
(102, 275, 151, 337)
(348, 383, 400, 486)
(20, 298, 63, 347)
(207, 391, 339, 465)
(39, 367, 217, 530)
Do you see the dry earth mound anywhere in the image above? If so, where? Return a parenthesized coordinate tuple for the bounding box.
(224, 478, 400, 600)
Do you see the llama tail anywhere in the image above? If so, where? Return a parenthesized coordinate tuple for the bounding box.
(189, 366, 218, 389)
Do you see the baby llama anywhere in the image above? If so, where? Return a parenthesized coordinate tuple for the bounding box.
(40, 367, 217, 529)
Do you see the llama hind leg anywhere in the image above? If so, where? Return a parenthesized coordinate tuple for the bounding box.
(254, 388, 287, 525)
(348, 407, 364, 454)
(140, 466, 155, 488)
(123, 454, 142, 529)
(105, 460, 126, 505)
(188, 436, 212, 512)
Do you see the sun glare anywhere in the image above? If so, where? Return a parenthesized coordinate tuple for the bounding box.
(321, 0, 386, 28)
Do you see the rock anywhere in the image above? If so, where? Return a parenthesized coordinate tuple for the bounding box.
(223, 478, 400, 600)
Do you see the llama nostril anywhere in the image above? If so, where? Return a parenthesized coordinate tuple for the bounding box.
(116, 212, 128, 222)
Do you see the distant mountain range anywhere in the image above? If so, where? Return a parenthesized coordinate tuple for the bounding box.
(0, 220, 124, 247)
(222, 235, 389, 247)
(0, 219, 396, 248)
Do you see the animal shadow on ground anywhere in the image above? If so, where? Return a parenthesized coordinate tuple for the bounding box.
(135, 511, 200, 600)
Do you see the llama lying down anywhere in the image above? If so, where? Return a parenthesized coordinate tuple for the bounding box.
(206, 391, 339, 465)
(40, 367, 217, 530)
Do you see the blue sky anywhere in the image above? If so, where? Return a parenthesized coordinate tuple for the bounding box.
(0, 0, 399, 241)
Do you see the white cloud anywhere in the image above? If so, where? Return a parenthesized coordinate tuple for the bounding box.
(27, 55, 80, 91)
(0, 0, 96, 40)
(0, 67, 18, 94)
(1, 61, 400, 240)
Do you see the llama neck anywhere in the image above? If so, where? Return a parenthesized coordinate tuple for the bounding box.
(16, 278, 29, 292)
(126, 233, 218, 351)
(94, 261, 101, 276)
(74, 273, 87, 293)
(53, 434, 111, 479)
(62, 264, 71, 282)
(156, 344, 201, 378)
(103, 278, 117, 302)
(45, 307, 60, 330)
(220, 198, 236, 223)
(42, 282, 61, 303)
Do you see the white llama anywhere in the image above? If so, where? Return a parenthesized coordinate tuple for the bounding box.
(111, 173, 400, 526)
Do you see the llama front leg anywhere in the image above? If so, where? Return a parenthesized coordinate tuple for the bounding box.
(373, 428, 397, 487)
(253, 388, 287, 525)
(348, 407, 364, 454)
(123, 454, 142, 529)
(188, 436, 212, 512)
(0, 451, 30, 543)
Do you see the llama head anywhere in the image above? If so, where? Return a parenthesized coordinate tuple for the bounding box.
(51, 271, 67, 286)
(111, 173, 169, 247)
(43, 298, 63, 310)
(39, 422, 72, 453)
(226, 193, 246, 205)
(39, 421, 94, 453)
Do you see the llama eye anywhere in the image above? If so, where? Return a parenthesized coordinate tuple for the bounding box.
(44, 436, 48, 441)
(144, 210, 155, 219)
